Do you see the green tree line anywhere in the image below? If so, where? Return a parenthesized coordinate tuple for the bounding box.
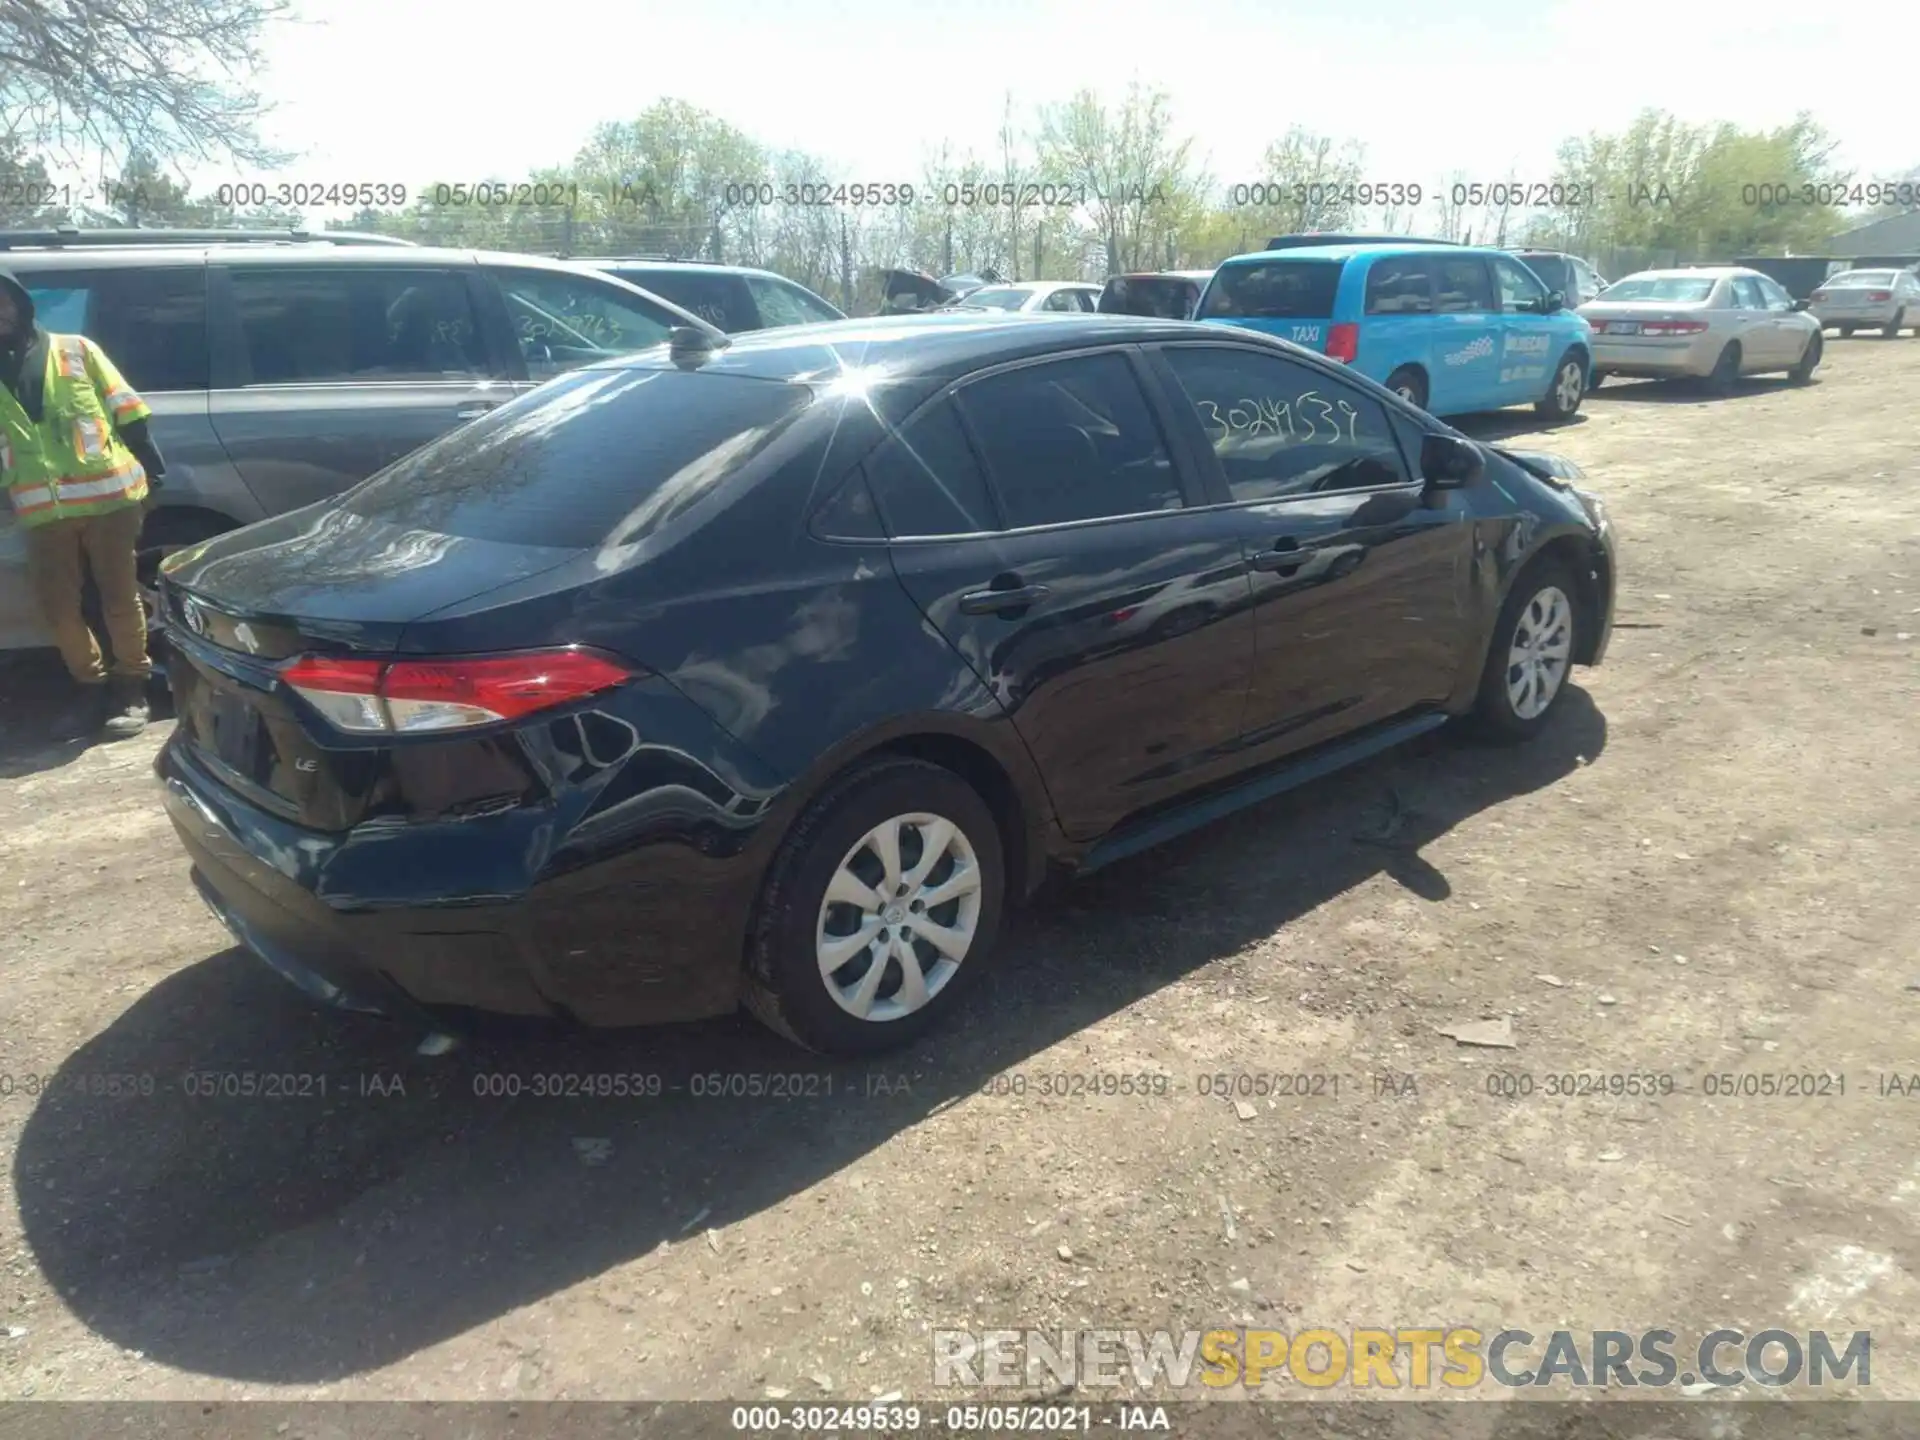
(6, 96, 1916, 311)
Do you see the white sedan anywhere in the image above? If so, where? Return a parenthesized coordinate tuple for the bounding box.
(1809, 268, 1920, 338)
(947, 281, 1104, 314)
(1579, 267, 1824, 396)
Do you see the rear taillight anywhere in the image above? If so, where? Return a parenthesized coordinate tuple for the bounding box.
(282, 649, 637, 734)
(1639, 320, 1709, 336)
(1324, 322, 1359, 363)
(1866, 290, 1893, 302)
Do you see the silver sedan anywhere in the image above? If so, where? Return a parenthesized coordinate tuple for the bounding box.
(1809, 268, 1920, 338)
(1578, 267, 1824, 395)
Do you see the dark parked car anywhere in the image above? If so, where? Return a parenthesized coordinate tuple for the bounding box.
(1509, 250, 1608, 308)
(156, 314, 1617, 1056)
(583, 259, 845, 333)
(1097, 270, 1214, 318)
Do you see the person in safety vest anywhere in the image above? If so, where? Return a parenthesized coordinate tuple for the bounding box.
(0, 270, 169, 738)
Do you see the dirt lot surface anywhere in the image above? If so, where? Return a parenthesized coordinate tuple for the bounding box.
(0, 339, 1916, 1416)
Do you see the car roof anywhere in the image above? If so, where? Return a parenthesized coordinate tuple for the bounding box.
(1221, 242, 1488, 263)
(1620, 267, 1742, 280)
(587, 258, 797, 283)
(1110, 269, 1212, 281)
(606, 312, 1269, 383)
(0, 243, 595, 273)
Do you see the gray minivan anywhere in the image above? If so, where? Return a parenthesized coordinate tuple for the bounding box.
(0, 233, 718, 652)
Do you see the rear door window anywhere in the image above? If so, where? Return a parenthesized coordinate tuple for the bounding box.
(1364, 256, 1434, 315)
(231, 267, 490, 384)
(339, 366, 812, 548)
(1199, 261, 1344, 319)
(18, 266, 210, 391)
(1159, 345, 1411, 502)
(955, 352, 1182, 529)
(861, 398, 1000, 537)
(1731, 277, 1768, 310)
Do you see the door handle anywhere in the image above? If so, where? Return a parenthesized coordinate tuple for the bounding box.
(455, 402, 500, 420)
(959, 583, 1050, 615)
(1248, 541, 1311, 574)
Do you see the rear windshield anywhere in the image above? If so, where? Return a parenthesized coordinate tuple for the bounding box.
(1599, 276, 1717, 303)
(1099, 276, 1202, 317)
(1828, 270, 1897, 286)
(339, 365, 812, 549)
(1198, 260, 1344, 319)
(958, 287, 1029, 310)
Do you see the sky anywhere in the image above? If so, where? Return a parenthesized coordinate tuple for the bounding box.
(174, 0, 1914, 211)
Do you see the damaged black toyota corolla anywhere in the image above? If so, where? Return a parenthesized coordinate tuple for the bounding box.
(154, 314, 1615, 1055)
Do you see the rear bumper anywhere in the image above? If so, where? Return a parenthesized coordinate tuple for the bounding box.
(1812, 307, 1899, 328)
(1590, 336, 1715, 377)
(157, 732, 774, 1027)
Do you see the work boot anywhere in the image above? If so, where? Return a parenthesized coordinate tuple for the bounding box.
(101, 676, 151, 739)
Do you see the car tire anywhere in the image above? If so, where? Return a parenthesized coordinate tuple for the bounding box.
(1589, 369, 1609, 389)
(1838, 325, 1855, 338)
(1702, 342, 1740, 397)
(1788, 330, 1822, 384)
(1534, 351, 1586, 421)
(1383, 366, 1428, 411)
(1471, 560, 1579, 743)
(1887, 309, 1907, 339)
(743, 757, 1006, 1056)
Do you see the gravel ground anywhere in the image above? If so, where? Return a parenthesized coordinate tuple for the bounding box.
(0, 338, 1916, 1413)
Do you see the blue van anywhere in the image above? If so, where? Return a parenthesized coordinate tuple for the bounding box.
(1194, 243, 1594, 421)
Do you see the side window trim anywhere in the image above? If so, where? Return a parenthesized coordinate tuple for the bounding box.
(948, 344, 1210, 530)
(1147, 339, 1421, 509)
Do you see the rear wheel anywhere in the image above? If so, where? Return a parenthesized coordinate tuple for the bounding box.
(1789, 330, 1822, 383)
(743, 758, 1006, 1055)
(1383, 366, 1428, 411)
(1534, 351, 1586, 421)
(1886, 309, 1907, 339)
(1838, 325, 1855, 338)
(1702, 342, 1741, 397)
(1472, 561, 1579, 742)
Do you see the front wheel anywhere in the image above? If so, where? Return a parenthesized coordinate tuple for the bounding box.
(743, 758, 1006, 1055)
(1472, 562, 1579, 742)
(1535, 352, 1586, 421)
(1789, 330, 1822, 384)
(1886, 309, 1908, 339)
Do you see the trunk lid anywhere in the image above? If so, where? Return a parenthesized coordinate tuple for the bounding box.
(160, 506, 583, 829)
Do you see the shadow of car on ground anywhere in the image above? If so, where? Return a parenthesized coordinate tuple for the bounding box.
(15, 693, 1606, 1382)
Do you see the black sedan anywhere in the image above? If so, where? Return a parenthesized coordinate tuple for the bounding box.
(154, 313, 1617, 1055)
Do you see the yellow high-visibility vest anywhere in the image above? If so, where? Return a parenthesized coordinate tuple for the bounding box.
(0, 334, 151, 529)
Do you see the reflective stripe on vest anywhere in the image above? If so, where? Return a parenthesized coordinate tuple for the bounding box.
(53, 337, 87, 380)
(6, 456, 147, 516)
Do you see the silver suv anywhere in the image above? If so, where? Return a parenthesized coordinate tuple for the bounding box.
(0, 231, 717, 651)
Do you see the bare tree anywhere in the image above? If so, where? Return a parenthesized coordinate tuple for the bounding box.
(1, 0, 294, 167)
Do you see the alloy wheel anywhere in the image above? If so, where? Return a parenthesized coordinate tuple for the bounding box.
(1505, 585, 1573, 720)
(815, 811, 982, 1022)
(1554, 361, 1583, 412)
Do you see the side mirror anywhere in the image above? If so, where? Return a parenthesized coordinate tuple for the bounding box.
(1791, 299, 1811, 311)
(1420, 433, 1483, 489)
(1543, 291, 1565, 313)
